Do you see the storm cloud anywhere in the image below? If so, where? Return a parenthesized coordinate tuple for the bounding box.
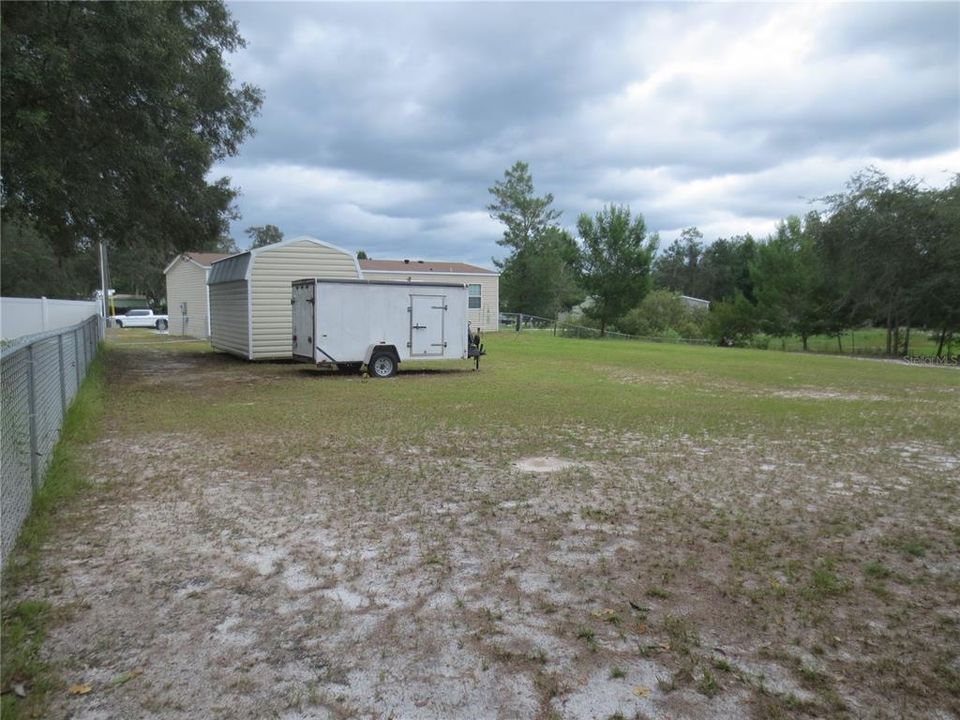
(217, 2, 959, 265)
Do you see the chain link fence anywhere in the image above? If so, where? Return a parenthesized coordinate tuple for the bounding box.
(1, 315, 103, 568)
(498, 312, 712, 345)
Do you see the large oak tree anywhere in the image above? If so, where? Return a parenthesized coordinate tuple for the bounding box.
(1, 1, 262, 296)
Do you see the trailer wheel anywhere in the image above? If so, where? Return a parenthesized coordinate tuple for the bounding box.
(368, 352, 397, 378)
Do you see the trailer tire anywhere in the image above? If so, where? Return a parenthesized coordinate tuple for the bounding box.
(368, 352, 397, 379)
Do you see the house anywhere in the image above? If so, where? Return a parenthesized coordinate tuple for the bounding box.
(207, 236, 361, 360)
(163, 252, 234, 338)
(359, 258, 500, 332)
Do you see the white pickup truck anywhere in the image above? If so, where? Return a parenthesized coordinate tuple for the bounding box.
(111, 309, 169, 330)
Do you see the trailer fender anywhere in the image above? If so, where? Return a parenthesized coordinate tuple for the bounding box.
(363, 344, 400, 366)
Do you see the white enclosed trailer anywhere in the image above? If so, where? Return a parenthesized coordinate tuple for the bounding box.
(291, 278, 484, 377)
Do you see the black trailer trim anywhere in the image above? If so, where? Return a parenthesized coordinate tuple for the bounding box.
(315, 345, 338, 363)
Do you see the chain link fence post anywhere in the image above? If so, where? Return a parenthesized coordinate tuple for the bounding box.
(58, 333, 67, 415)
(75, 326, 82, 389)
(26, 343, 40, 491)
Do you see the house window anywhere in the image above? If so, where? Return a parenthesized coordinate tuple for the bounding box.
(468, 284, 481, 309)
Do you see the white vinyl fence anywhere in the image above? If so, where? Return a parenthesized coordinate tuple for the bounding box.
(1, 296, 101, 341)
(1, 315, 103, 568)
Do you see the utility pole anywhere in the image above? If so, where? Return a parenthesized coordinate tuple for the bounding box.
(98, 241, 108, 319)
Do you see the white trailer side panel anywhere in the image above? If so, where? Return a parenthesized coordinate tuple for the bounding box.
(302, 280, 469, 365)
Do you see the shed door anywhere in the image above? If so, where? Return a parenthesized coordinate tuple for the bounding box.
(410, 295, 446, 356)
(292, 282, 315, 359)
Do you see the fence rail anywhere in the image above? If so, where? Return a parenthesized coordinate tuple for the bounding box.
(498, 312, 712, 345)
(1, 315, 103, 568)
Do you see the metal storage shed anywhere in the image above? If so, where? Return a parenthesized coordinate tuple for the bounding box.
(207, 236, 362, 360)
(163, 252, 233, 338)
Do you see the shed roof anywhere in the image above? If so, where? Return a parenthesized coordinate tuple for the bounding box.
(360, 259, 498, 275)
(163, 252, 235, 275)
(208, 235, 359, 285)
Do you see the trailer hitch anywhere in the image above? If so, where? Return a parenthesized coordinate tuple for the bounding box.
(467, 329, 485, 370)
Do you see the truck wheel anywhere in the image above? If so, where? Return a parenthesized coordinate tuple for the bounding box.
(368, 352, 397, 378)
(156, 319, 168, 331)
(115, 320, 123, 328)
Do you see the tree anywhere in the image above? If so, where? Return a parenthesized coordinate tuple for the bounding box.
(356, 249, 368, 260)
(499, 227, 584, 318)
(487, 161, 562, 254)
(1, 1, 262, 261)
(245, 224, 284, 249)
(698, 235, 757, 303)
(488, 162, 581, 316)
(750, 215, 828, 350)
(215, 235, 241, 255)
(817, 169, 938, 354)
(0, 218, 97, 298)
(705, 292, 758, 345)
(910, 176, 960, 358)
(652, 227, 703, 296)
(577, 204, 658, 335)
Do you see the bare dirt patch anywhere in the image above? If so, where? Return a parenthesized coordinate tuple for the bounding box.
(514, 456, 578, 473)
(10, 344, 960, 720)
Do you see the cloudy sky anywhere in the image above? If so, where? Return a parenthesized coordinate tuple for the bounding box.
(219, 1, 959, 266)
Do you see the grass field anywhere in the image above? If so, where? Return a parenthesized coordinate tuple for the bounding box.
(3, 329, 958, 719)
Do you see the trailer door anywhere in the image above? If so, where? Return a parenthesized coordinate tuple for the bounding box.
(409, 294, 446, 356)
(292, 281, 315, 359)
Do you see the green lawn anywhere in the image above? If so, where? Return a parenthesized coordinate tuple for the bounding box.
(4, 329, 958, 719)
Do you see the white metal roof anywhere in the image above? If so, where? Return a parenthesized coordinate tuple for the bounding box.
(207, 236, 361, 285)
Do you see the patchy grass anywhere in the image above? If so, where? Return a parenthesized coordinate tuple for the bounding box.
(1, 356, 105, 719)
(6, 331, 959, 719)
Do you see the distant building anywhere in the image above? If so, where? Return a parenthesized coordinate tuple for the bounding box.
(680, 295, 710, 311)
(359, 259, 500, 332)
(164, 252, 235, 338)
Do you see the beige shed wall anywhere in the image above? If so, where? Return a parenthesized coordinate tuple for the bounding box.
(249, 239, 360, 359)
(209, 281, 250, 358)
(363, 271, 500, 331)
(165, 261, 210, 338)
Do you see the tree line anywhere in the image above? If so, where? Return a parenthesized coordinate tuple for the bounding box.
(490, 163, 960, 357)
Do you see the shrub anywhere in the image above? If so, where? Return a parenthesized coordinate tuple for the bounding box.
(618, 291, 708, 338)
(705, 292, 757, 345)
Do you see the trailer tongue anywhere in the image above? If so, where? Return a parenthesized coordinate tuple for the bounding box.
(468, 329, 485, 370)
(292, 278, 486, 377)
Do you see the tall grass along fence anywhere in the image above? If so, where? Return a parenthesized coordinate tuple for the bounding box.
(1, 315, 103, 568)
(498, 312, 711, 345)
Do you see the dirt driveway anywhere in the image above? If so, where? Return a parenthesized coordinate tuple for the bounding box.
(11, 340, 960, 719)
